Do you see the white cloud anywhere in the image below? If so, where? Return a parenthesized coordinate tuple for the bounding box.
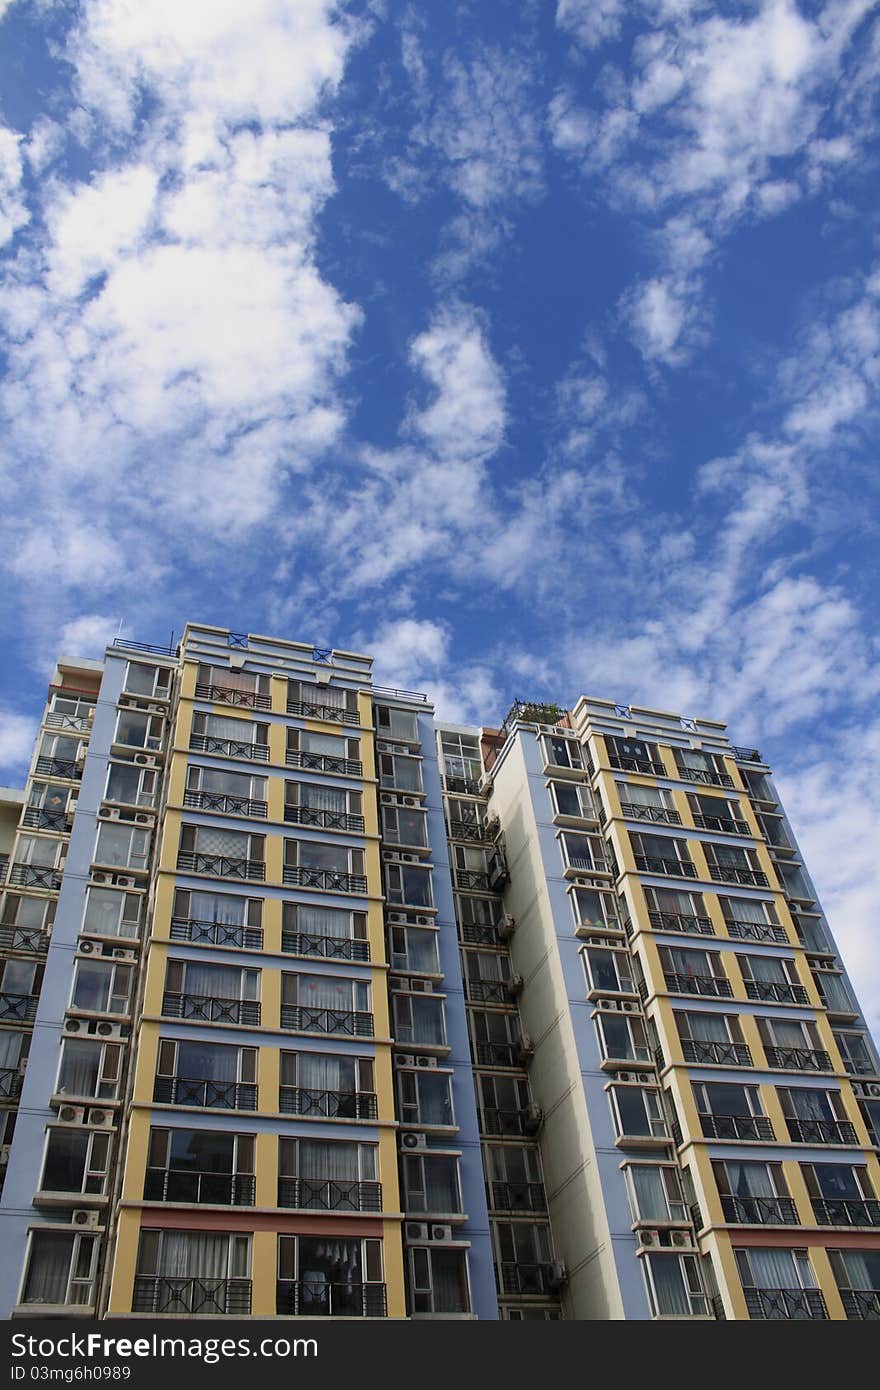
(57, 613, 123, 659)
(0, 127, 30, 246)
(556, 0, 625, 51)
(0, 709, 36, 777)
(408, 304, 506, 460)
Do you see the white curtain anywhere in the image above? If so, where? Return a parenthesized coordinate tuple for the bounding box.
(299, 975, 353, 1011)
(747, 955, 787, 983)
(58, 1041, 99, 1096)
(300, 1141, 358, 1181)
(24, 1235, 72, 1303)
(299, 783, 346, 812)
(625, 783, 662, 807)
(839, 1250, 880, 1289)
(655, 888, 696, 914)
(411, 998, 445, 1045)
(727, 1162, 774, 1198)
(649, 1256, 690, 1314)
(790, 1089, 831, 1121)
(727, 897, 766, 923)
(185, 962, 240, 998)
(688, 1012, 729, 1042)
(205, 714, 253, 741)
(298, 905, 351, 938)
(299, 1053, 351, 1091)
(194, 826, 248, 857)
(159, 1232, 229, 1278)
(632, 1166, 669, 1221)
(302, 732, 346, 755)
(769, 1019, 808, 1047)
(212, 668, 255, 693)
(302, 682, 343, 707)
(749, 1249, 800, 1289)
(190, 892, 245, 926)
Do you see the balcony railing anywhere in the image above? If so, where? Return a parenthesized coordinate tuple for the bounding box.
(286, 699, 360, 726)
(143, 1168, 256, 1205)
(444, 775, 481, 795)
(634, 855, 697, 878)
(473, 1041, 522, 1068)
(447, 821, 488, 842)
(283, 866, 367, 894)
(0, 926, 50, 954)
(724, 919, 788, 944)
(840, 1289, 880, 1319)
(763, 1045, 833, 1072)
(692, 813, 749, 834)
(282, 930, 370, 962)
(618, 803, 682, 825)
(811, 1197, 880, 1227)
(0, 993, 39, 1023)
(700, 1113, 774, 1141)
(744, 1288, 826, 1320)
(21, 807, 69, 832)
(840, 1055, 880, 1077)
(276, 1281, 386, 1317)
(177, 851, 265, 881)
(284, 806, 365, 833)
(609, 754, 665, 776)
(785, 1117, 857, 1145)
(132, 1277, 252, 1316)
(183, 790, 268, 819)
(675, 766, 734, 788)
(45, 710, 93, 732)
(460, 923, 503, 946)
(664, 972, 732, 998)
(648, 910, 715, 936)
(464, 978, 514, 1005)
(682, 1039, 752, 1066)
(279, 1086, 378, 1120)
(195, 682, 270, 710)
(497, 1263, 559, 1295)
(286, 750, 362, 777)
(161, 992, 261, 1026)
(566, 856, 609, 874)
(34, 756, 81, 779)
(0, 1069, 23, 1099)
(281, 1005, 373, 1037)
(8, 863, 63, 890)
(721, 1194, 799, 1225)
(731, 746, 764, 764)
(277, 1178, 382, 1212)
(455, 869, 491, 891)
(707, 864, 769, 887)
(169, 918, 263, 951)
(152, 1076, 257, 1110)
(189, 734, 269, 762)
(478, 1107, 541, 1137)
(0, 856, 6, 884)
(744, 979, 808, 1005)
(487, 1181, 547, 1212)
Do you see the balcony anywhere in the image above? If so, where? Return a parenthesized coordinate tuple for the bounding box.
(194, 682, 270, 711)
(177, 851, 265, 881)
(811, 1197, 880, 1227)
(707, 864, 769, 887)
(731, 746, 764, 764)
(34, 756, 81, 780)
(691, 812, 749, 834)
(473, 1041, 522, 1068)
(132, 1277, 252, 1316)
(447, 820, 489, 843)
(152, 1076, 258, 1110)
(0, 993, 39, 1023)
(618, 803, 681, 825)
(286, 750, 362, 777)
(0, 926, 50, 954)
(21, 807, 69, 832)
(143, 1169, 256, 1205)
(744, 1288, 826, 1320)
(478, 1107, 542, 1137)
(763, 1045, 833, 1072)
(183, 790, 267, 819)
(189, 733, 269, 763)
(277, 1178, 382, 1212)
(840, 1290, 880, 1319)
(497, 1263, 559, 1295)
(464, 979, 514, 1005)
(444, 775, 481, 795)
(279, 1086, 378, 1120)
(169, 918, 263, 951)
(675, 767, 734, 788)
(699, 1113, 774, 1141)
(0, 855, 6, 883)
(284, 806, 365, 833)
(286, 698, 359, 726)
(161, 992, 261, 1026)
(744, 980, 809, 1005)
(0, 1069, 23, 1099)
(487, 1181, 547, 1212)
(276, 1281, 386, 1318)
(664, 972, 733, 998)
(647, 910, 714, 936)
(282, 930, 370, 962)
(455, 869, 491, 891)
(8, 863, 62, 890)
(609, 754, 665, 775)
(460, 923, 504, 946)
(281, 1005, 373, 1038)
(566, 856, 610, 875)
(682, 1039, 753, 1066)
(724, 919, 788, 945)
(282, 866, 367, 894)
(721, 1194, 798, 1225)
(634, 855, 697, 878)
(785, 1117, 857, 1145)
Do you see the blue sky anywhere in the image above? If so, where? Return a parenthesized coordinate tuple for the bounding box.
(0, 0, 879, 1031)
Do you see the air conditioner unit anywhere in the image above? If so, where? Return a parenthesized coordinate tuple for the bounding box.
(134, 755, 157, 767)
(98, 807, 121, 821)
(147, 704, 164, 715)
(112, 948, 136, 961)
(620, 1000, 640, 1014)
(547, 1262, 568, 1290)
(87, 1109, 114, 1128)
(498, 914, 516, 940)
(58, 1105, 85, 1124)
(516, 1036, 535, 1063)
(614, 1072, 638, 1085)
(637, 1229, 659, 1249)
(394, 1054, 416, 1068)
(63, 1019, 83, 1035)
(401, 1133, 427, 1151)
(507, 975, 525, 999)
(72, 1209, 101, 1229)
(115, 876, 136, 888)
(598, 998, 621, 1012)
(863, 1082, 880, 1099)
(415, 1055, 437, 1068)
(483, 814, 500, 837)
(78, 940, 97, 955)
(524, 1103, 544, 1134)
(430, 1225, 454, 1242)
(404, 798, 417, 808)
(670, 1230, 693, 1249)
(405, 1222, 429, 1240)
(134, 814, 151, 826)
(67, 800, 78, 817)
(91, 872, 111, 885)
(407, 979, 434, 994)
(95, 1022, 122, 1039)
(478, 774, 493, 795)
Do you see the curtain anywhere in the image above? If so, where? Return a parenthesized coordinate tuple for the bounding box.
(205, 714, 253, 741)
(212, 668, 255, 693)
(160, 1232, 229, 1278)
(649, 1255, 690, 1314)
(425, 1157, 459, 1212)
(677, 749, 708, 770)
(632, 1166, 669, 1221)
(727, 897, 766, 924)
(177, 1041, 237, 1082)
(727, 1162, 774, 1198)
(58, 1041, 99, 1096)
(688, 1012, 729, 1042)
(790, 1089, 832, 1121)
(301, 682, 343, 707)
(405, 930, 438, 972)
(201, 767, 250, 796)
(298, 906, 350, 938)
(431, 1250, 466, 1312)
(72, 963, 109, 1011)
(302, 732, 346, 756)
(749, 1248, 799, 1289)
(666, 947, 698, 978)
(190, 892, 245, 926)
(194, 826, 248, 858)
(299, 1053, 351, 1092)
(299, 975, 353, 1010)
(300, 842, 348, 871)
(625, 783, 662, 807)
(770, 1019, 809, 1047)
(655, 888, 696, 914)
(747, 955, 787, 983)
(0, 1031, 22, 1067)
(185, 962, 241, 998)
(24, 1235, 72, 1303)
(299, 783, 346, 812)
(299, 1141, 358, 1181)
(411, 998, 445, 1046)
(84, 890, 122, 936)
(839, 1250, 880, 1290)
(417, 1074, 452, 1125)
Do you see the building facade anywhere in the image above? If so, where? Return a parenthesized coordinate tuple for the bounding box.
(0, 631, 877, 1321)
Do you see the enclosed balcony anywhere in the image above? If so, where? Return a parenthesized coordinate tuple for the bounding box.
(682, 1039, 752, 1066)
(286, 749, 362, 777)
(279, 1086, 378, 1120)
(763, 1046, 833, 1072)
(473, 1041, 522, 1068)
(282, 867, 367, 894)
(161, 992, 261, 1026)
(478, 1106, 543, 1137)
(487, 1182, 547, 1213)
(664, 972, 733, 998)
(744, 1288, 826, 1319)
(143, 1169, 256, 1205)
(743, 980, 809, 1005)
(132, 1277, 252, 1315)
(721, 1195, 798, 1224)
(169, 919, 263, 951)
(177, 851, 265, 881)
(786, 1117, 857, 1145)
(281, 1004, 373, 1038)
(276, 1281, 386, 1317)
(700, 1114, 774, 1141)
(189, 734, 269, 762)
(811, 1198, 880, 1228)
(277, 1178, 382, 1212)
(183, 790, 268, 819)
(152, 1076, 258, 1111)
(647, 910, 714, 936)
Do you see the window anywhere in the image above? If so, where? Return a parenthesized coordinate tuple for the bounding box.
(281, 973, 371, 1032)
(38, 733, 84, 767)
(643, 1254, 708, 1317)
(56, 1039, 122, 1100)
(674, 1010, 749, 1064)
(618, 782, 675, 816)
(457, 895, 501, 929)
(403, 1154, 462, 1213)
(94, 823, 151, 871)
(82, 887, 141, 939)
(734, 1247, 821, 1318)
(626, 1164, 687, 1223)
(811, 965, 855, 1015)
(135, 1230, 251, 1312)
(385, 862, 433, 908)
(1, 893, 55, 932)
(673, 748, 730, 785)
(570, 886, 619, 932)
(440, 732, 481, 783)
(49, 692, 96, 722)
(279, 1052, 375, 1118)
(631, 833, 694, 875)
(179, 824, 265, 875)
(114, 709, 163, 751)
(712, 1160, 794, 1222)
(801, 1162, 876, 1221)
(187, 764, 266, 806)
(687, 792, 744, 827)
(378, 753, 422, 793)
(40, 1128, 111, 1196)
(560, 831, 608, 872)
(278, 1137, 378, 1209)
(605, 736, 661, 774)
(154, 1040, 257, 1109)
(388, 925, 440, 973)
(285, 780, 360, 822)
(392, 993, 447, 1047)
(376, 704, 420, 741)
(164, 959, 259, 1014)
(1, 958, 42, 998)
(549, 780, 597, 819)
(658, 945, 729, 995)
(608, 1085, 668, 1140)
(71, 960, 132, 1014)
(197, 664, 269, 703)
(833, 1031, 876, 1075)
(22, 1232, 98, 1307)
(737, 953, 804, 1001)
(583, 947, 633, 995)
(14, 835, 65, 869)
(192, 713, 268, 753)
(828, 1249, 880, 1308)
(145, 1128, 254, 1205)
(408, 1247, 471, 1314)
(277, 1235, 385, 1316)
(282, 902, 367, 951)
(381, 805, 428, 847)
(542, 736, 583, 770)
(296, 730, 360, 762)
(596, 1012, 651, 1064)
(693, 1081, 766, 1128)
(105, 762, 157, 807)
(643, 885, 710, 932)
(286, 839, 361, 875)
(124, 661, 172, 698)
(396, 1068, 454, 1126)
(477, 1074, 531, 1131)
(702, 842, 766, 884)
(757, 1016, 828, 1067)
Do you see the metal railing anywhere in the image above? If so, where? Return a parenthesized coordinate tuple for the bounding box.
(464, 978, 513, 1005)
(276, 1281, 387, 1317)
(487, 1181, 547, 1212)
(284, 806, 365, 833)
(194, 682, 270, 710)
(281, 1005, 373, 1037)
(8, 863, 62, 890)
(21, 807, 68, 831)
(460, 923, 503, 946)
(566, 855, 609, 874)
(143, 1169, 255, 1205)
(183, 790, 267, 818)
(647, 910, 715, 936)
(692, 813, 749, 834)
(721, 1194, 798, 1225)
(609, 754, 665, 775)
(152, 1076, 257, 1110)
(0, 993, 39, 1023)
(286, 750, 362, 777)
(177, 851, 265, 881)
(618, 803, 681, 825)
(785, 1117, 857, 1145)
(283, 866, 367, 894)
(282, 931, 370, 962)
(675, 766, 734, 788)
(478, 1107, 541, 1137)
(840, 1289, 880, 1319)
(455, 869, 491, 891)
(0, 926, 50, 953)
(724, 919, 788, 944)
(664, 972, 733, 998)
(744, 979, 809, 1005)
(763, 1045, 833, 1072)
(707, 864, 769, 887)
(0, 1069, 23, 1099)
(473, 1041, 522, 1068)
(132, 1277, 252, 1315)
(112, 637, 177, 657)
(811, 1197, 880, 1227)
(731, 746, 764, 764)
(169, 918, 263, 951)
(634, 855, 697, 878)
(34, 757, 81, 779)
(287, 699, 360, 726)
(189, 734, 269, 762)
(279, 1086, 378, 1120)
(497, 1263, 559, 1295)
(277, 1178, 382, 1212)
(161, 992, 261, 1026)
(682, 1039, 752, 1066)
(446, 820, 488, 842)
(744, 1288, 826, 1320)
(699, 1113, 774, 1141)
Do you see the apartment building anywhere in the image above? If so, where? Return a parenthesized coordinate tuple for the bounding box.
(0, 632, 877, 1321)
